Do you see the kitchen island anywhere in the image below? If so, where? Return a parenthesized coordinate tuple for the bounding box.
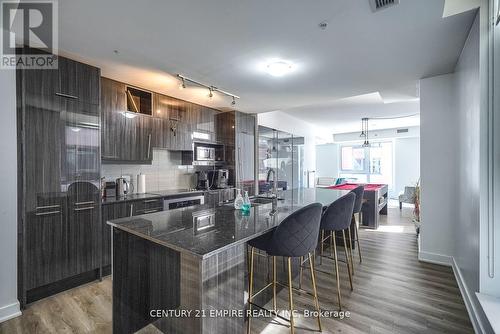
(108, 188, 347, 334)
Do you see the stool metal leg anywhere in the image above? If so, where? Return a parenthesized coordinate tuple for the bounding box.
(299, 256, 303, 289)
(287, 257, 295, 334)
(273, 256, 277, 312)
(330, 231, 334, 258)
(247, 247, 255, 334)
(356, 213, 362, 263)
(308, 253, 322, 332)
(342, 230, 353, 291)
(332, 234, 342, 310)
(320, 230, 324, 265)
(347, 226, 355, 275)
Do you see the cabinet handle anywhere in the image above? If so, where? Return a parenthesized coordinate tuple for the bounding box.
(147, 133, 152, 159)
(36, 210, 60, 216)
(55, 92, 79, 100)
(143, 209, 160, 214)
(144, 199, 159, 203)
(36, 204, 60, 210)
(75, 201, 95, 206)
(74, 206, 94, 211)
(130, 204, 134, 217)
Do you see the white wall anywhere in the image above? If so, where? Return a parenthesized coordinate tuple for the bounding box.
(0, 57, 21, 320)
(419, 73, 457, 262)
(315, 143, 339, 178)
(420, 12, 494, 333)
(394, 137, 420, 196)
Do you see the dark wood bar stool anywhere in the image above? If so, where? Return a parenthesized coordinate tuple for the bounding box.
(247, 203, 323, 334)
(318, 192, 355, 310)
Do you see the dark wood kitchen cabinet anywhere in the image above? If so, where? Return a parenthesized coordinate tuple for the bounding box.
(216, 111, 256, 194)
(101, 202, 130, 268)
(101, 198, 163, 268)
(101, 77, 152, 163)
(17, 53, 102, 306)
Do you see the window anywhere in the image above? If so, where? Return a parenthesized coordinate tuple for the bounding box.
(339, 142, 393, 188)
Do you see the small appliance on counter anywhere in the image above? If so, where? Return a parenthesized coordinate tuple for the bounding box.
(116, 177, 131, 197)
(195, 171, 209, 190)
(104, 181, 117, 198)
(207, 169, 229, 189)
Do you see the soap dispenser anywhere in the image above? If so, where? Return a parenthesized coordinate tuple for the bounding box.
(234, 189, 244, 209)
(242, 191, 251, 213)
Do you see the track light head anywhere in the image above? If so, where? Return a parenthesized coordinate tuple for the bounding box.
(231, 96, 236, 106)
(208, 87, 213, 98)
(180, 77, 186, 89)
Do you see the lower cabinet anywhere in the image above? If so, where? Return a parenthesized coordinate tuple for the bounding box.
(26, 198, 67, 290)
(204, 188, 235, 206)
(101, 198, 163, 268)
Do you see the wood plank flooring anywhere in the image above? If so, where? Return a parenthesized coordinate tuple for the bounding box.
(0, 204, 473, 334)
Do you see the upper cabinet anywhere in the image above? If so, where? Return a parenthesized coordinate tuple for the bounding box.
(101, 78, 152, 163)
(101, 78, 220, 162)
(22, 56, 100, 105)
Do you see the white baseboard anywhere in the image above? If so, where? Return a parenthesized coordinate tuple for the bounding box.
(0, 301, 21, 323)
(451, 258, 488, 334)
(418, 250, 452, 266)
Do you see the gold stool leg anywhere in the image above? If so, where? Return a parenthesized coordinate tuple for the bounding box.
(308, 253, 322, 332)
(320, 230, 324, 265)
(342, 230, 353, 291)
(348, 225, 355, 275)
(287, 257, 295, 334)
(273, 256, 277, 312)
(356, 213, 362, 263)
(299, 256, 303, 289)
(247, 247, 255, 334)
(330, 231, 334, 258)
(332, 234, 342, 310)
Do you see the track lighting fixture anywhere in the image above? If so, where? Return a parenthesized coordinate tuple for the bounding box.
(176, 74, 240, 106)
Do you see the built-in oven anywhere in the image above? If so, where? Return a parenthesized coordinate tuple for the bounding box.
(163, 194, 205, 211)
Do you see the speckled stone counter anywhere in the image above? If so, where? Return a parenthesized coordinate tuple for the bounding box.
(109, 188, 347, 334)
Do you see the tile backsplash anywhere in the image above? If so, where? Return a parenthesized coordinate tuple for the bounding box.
(102, 149, 195, 193)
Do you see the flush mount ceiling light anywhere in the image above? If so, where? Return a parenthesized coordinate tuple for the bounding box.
(265, 60, 294, 77)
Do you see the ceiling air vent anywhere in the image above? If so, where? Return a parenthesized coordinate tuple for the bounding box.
(397, 128, 409, 134)
(369, 0, 400, 12)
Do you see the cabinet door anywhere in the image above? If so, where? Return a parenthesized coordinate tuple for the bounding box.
(26, 198, 67, 289)
(67, 184, 100, 277)
(76, 61, 100, 105)
(24, 96, 64, 211)
(102, 202, 130, 267)
(58, 57, 100, 105)
(101, 78, 128, 161)
(129, 115, 152, 161)
(64, 101, 100, 183)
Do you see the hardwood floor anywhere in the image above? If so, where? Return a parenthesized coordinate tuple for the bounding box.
(0, 204, 473, 334)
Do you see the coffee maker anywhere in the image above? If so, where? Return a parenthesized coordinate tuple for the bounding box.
(195, 171, 209, 190)
(207, 169, 229, 189)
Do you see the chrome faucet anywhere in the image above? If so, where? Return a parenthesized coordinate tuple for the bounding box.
(266, 168, 277, 197)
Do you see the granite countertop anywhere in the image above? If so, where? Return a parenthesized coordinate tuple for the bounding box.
(101, 189, 206, 205)
(107, 188, 348, 259)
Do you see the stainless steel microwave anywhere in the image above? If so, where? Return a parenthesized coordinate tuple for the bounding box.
(196, 146, 215, 161)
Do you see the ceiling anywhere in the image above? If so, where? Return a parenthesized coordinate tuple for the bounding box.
(57, 0, 476, 133)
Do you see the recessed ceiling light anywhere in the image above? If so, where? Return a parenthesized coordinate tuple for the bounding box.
(266, 60, 294, 77)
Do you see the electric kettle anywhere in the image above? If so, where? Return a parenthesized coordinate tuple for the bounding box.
(115, 177, 130, 197)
